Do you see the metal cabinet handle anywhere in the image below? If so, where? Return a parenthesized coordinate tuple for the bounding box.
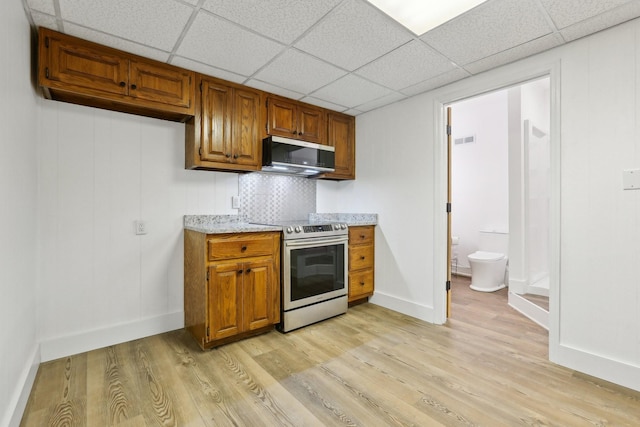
(292, 130, 297, 134)
(237, 269, 243, 274)
(233, 154, 238, 159)
(360, 281, 365, 286)
(130, 84, 137, 90)
(360, 235, 366, 239)
(360, 256, 365, 260)
(225, 153, 231, 158)
(246, 268, 251, 273)
(241, 246, 247, 251)
(119, 81, 126, 87)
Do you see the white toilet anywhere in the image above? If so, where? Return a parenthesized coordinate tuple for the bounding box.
(467, 229, 508, 292)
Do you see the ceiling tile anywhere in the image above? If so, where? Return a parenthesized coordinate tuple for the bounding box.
(560, 1, 640, 42)
(343, 108, 363, 116)
(63, 23, 170, 62)
(295, 0, 413, 71)
(400, 68, 471, 97)
(540, 0, 633, 29)
(354, 92, 407, 113)
(311, 74, 396, 108)
(421, 0, 553, 65)
(26, 0, 56, 15)
(177, 11, 285, 77)
(355, 40, 457, 91)
(253, 49, 347, 94)
(463, 33, 565, 75)
(59, 0, 193, 51)
(31, 12, 58, 30)
(202, 0, 341, 44)
(171, 57, 247, 84)
(244, 80, 305, 100)
(299, 96, 348, 112)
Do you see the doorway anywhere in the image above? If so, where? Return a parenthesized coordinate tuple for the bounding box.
(445, 77, 552, 329)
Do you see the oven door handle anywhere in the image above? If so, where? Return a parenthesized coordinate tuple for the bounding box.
(284, 237, 348, 248)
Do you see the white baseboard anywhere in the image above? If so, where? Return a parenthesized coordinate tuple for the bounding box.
(40, 311, 184, 362)
(508, 291, 549, 330)
(369, 291, 437, 324)
(4, 344, 40, 427)
(552, 343, 640, 393)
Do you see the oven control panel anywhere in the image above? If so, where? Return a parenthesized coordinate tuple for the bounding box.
(283, 223, 348, 238)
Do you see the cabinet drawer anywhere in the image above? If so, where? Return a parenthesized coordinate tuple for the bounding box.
(349, 226, 374, 245)
(349, 244, 374, 271)
(208, 234, 275, 261)
(349, 269, 374, 299)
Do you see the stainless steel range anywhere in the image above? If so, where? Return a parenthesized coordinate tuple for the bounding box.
(254, 220, 349, 332)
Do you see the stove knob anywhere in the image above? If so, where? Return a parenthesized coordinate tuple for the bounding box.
(333, 224, 340, 231)
(294, 226, 302, 233)
(341, 224, 347, 230)
(285, 226, 293, 234)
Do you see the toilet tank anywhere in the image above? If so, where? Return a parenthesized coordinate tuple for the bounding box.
(478, 229, 509, 254)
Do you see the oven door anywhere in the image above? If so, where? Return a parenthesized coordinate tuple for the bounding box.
(283, 236, 348, 311)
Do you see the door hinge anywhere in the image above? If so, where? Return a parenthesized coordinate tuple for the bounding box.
(446, 280, 451, 291)
(446, 202, 452, 213)
(199, 81, 203, 92)
(206, 269, 209, 281)
(199, 146, 202, 158)
(446, 125, 452, 136)
(206, 326, 210, 337)
(45, 67, 50, 79)
(265, 99, 268, 107)
(45, 37, 49, 48)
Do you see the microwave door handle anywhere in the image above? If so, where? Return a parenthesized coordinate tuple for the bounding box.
(285, 237, 348, 247)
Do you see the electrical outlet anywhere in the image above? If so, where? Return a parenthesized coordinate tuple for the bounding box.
(135, 220, 147, 235)
(232, 196, 240, 209)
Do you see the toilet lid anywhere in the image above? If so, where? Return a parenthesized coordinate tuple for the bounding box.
(468, 251, 504, 261)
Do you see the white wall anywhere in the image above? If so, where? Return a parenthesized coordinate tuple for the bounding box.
(318, 18, 640, 391)
(36, 101, 239, 361)
(450, 90, 510, 273)
(1, 2, 39, 426)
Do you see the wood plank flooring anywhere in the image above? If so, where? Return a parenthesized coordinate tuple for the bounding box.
(21, 277, 640, 426)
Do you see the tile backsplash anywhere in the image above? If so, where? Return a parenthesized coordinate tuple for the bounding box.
(239, 173, 316, 223)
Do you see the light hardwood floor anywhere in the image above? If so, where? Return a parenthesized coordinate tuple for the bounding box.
(21, 276, 640, 426)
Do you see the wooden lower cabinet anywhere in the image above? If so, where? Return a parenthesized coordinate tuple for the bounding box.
(185, 230, 280, 349)
(348, 225, 375, 303)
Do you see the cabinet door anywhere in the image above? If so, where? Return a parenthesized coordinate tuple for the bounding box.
(200, 79, 232, 163)
(243, 259, 275, 331)
(42, 33, 128, 97)
(268, 97, 298, 138)
(298, 105, 326, 144)
(129, 59, 193, 109)
(208, 263, 243, 341)
(232, 88, 263, 166)
(325, 113, 355, 180)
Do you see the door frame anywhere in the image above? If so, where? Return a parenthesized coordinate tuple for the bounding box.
(432, 59, 561, 357)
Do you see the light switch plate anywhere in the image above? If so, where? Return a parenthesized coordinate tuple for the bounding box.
(623, 169, 640, 190)
(232, 196, 240, 209)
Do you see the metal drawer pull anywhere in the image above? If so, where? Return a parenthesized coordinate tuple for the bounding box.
(246, 268, 251, 273)
(241, 246, 247, 251)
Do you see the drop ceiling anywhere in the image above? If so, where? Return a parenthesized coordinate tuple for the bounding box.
(22, 0, 640, 115)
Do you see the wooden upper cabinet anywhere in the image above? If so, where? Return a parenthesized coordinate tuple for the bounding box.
(323, 112, 356, 180)
(128, 60, 192, 110)
(186, 75, 264, 172)
(38, 27, 194, 122)
(267, 96, 326, 145)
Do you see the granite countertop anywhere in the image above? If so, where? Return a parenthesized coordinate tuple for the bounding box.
(183, 215, 281, 234)
(309, 213, 378, 226)
(184, 213, 378, 234)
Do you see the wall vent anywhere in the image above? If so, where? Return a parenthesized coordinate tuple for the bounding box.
(454, 135, 476, 145)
